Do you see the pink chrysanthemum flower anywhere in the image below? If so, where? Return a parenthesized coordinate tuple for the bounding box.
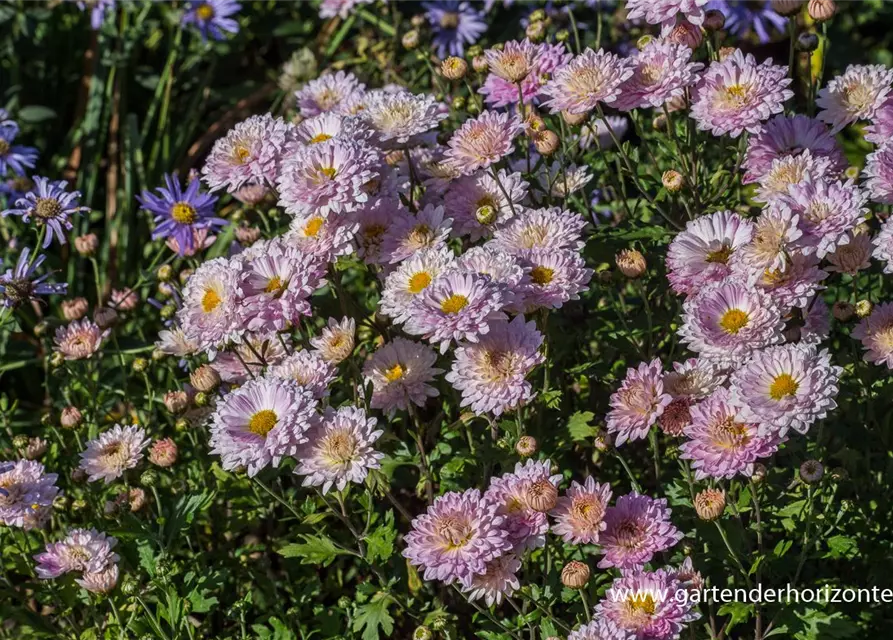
(541, 48, 634, 115)
(754, 150, 834, 204)
(678, 279, 785, 368)
(155, 326, 199, 358)
(679, 387, 781, 480)
(0, 460, 59, 530)
(444, 110, 523, 175)
(783, 178, 869, 258)
(551, 476, 612, 545)
(663, 358, 725, 400)
(690, 49, 792, 138)
(295, 405, 383, 494)
(480, 41, 573, 108)
(404, 271, 506, 353)
(853, 302, 893, 369)
(363, 337, 443, 414)
(54, 318, 110, 360)
(483, 39, 537, 84)
(354, 197, 402, 265)
(293, 112, 374, 146)
(540, 162, 593, 199)
(598, 493, 683, 570)
(742, 114, 846, 184)
(606, 359, 673, 446)
(666, 210, 754, 296)
(626, 0, 708, 26)
(77, 564, 119, 594)
(754, 252, 827, 311)
(484, 459, 562, 551)
(865, 96, 893, 145)
(79, 424, 150, 484)
(178, 256, 242, 351)
(211, 331, 287, 384)
(445, 169, 527, 241)
(379, 247, 457, 324)
(863, 143, 893, 205)
(270, 350, 337, 399)
(202, 114, 295, 193)
(446, 316, 544, 417)
(359, 90, 447, 146)
(208, 377, 317, 476)
(872, 217, 893, 273)
(489, 206, 587, 254)
(285, 211, 358, 262)
(568, 619, 637, 640)
(730, 343, 841, 436)
(402, 488, 512, 587)
(598, 568, 699, 638)
(380, 204, 452, 264)
(35, 528, 119, 580)
(457, 246, 526, 310)
(310, 316, 356, 364)
(730, 205, 802, 283)
(515, 248, 592, 311)
(817, 64, 893, 133)
(295, 71, 365, 117)
(463, 553, 521, 606)
(613, 41, 702, 111)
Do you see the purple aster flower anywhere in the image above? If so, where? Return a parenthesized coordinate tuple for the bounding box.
(75, 0, 115, 30)
(358, 90, 447, 147)
(446, 315, 544, 417)
(679, 387, 781, 479)
(79, 424, 150, 484)
(209, 376, 317, 476)
(754, 251, 826, 311)
(202, 114, 295, 193)
(873, 216, 893, 273)
(138, 173, 225, 256)
(445, 110, 523, 175)
(0, 124, 38, 176)
(380, 203, 452, 264)
(295, 71, 366, 118)
(0, 460, 59, 530)
(690, 49, 792, 138)
(2, 177, 89, 248)
(445, 170, 527, 241)
(551, 476, 612, 545)
(730, 343, 841, 436)
(363, 337, 443, 414)
(210, 331, 287, 384)
(853, 302, 893, 369)
(541, 48, 634, 115)
(457, 246, 526, 311)
(177, 256, 243, 351)
(489, 206, 587, 255)
(294, 112, 374, 147)
(54, 319, 109, 360)
(379, 247, 457, 324)
(319, 0, 373, 19)
(754, 149, 835, 204)
(782, 178, 868, 258)
(515, 248, 592, 311)
(598, 568, 699, 638)
(817, 64, 893, 133)
(270, 349, 337, 400)
(35, 529, 118, 580)
(663, 358, 725, 399)
(285, 211, 358, 262)
(403, 488, 512, 587)
(1, 175, 35, 204)
(310, 316, 356, 364)
(614, 41, 702, 111)
(666, 210, 754, 296)
(863, 142, 893, 205)
(606, 358, 673, 446)
(626, 0, 708, 27)
(480, 40, 573, 109)
(0, 247, 67, 309)
(295, 405, 383, 494)
(182, 0, 241, 41)
(730, 205, 802, 282)
(463, 554, 521, 606)
(484, 459, 561, 551)
(598, 493, 683, 570)
(707, 0, 786, 44)
(423, 1, 487, 58)
(568, 619, 637, 640)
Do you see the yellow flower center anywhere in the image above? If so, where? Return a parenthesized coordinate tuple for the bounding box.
(438, 516, 472, 550)
(626, 594, 657, 616)
(439, 12, 459, 29)
(196, 3, 215, 20)
(530, 266, 554, 285)
(171, 202, 198, 224)
(34, 197, 62, 220)
(408, 271, 432, 294)
(321, 432, 356, 465)
(264, 275, 286, 296)
(720, 83, 751, 109)
(304, 216, 324, 237)
(233, 144, 251, 164)
(309, 133, 333, 144)
(384, 363, 405, 382)
(248, 409, 278, 437)
(201, 288, 222, 313)
(319, 167, 337, 180)
(705, 244, 732, 264)
(719, 308, 749, 334)
(440, 294, 469, 314)
(769, 373, 799, 400)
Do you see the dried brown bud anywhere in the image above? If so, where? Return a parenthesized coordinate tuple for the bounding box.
(751, 462, 767, 484)
(831, 301, 854, 322)
(61, 297, 89, 321)
(615, 249, 647, 279)
(533, 129, 560, 155)
(694, 488, 726, 521)
(703, 9, 725, 30)
(799, 459, 824, 484)
(808, 0, 836, 22)
(560, 561, 590, 589)
(60, 406, 83, 429)
(526, 479, 558, 512)
(515, 436, 538, 457)
(771, 0, 804, 15)
(562, 110, 589, 126)
(190, 364, 221, 393)
(441, 56, 468, 81)
(74, 233, 98, 257)
(24, 437, 48, 460)
(662, 170, 685, 193)
(163, 391, 189, 415)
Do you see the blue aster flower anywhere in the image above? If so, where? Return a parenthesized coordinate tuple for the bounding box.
(137, 173, 225, 256)
(2, 177, 89, 248)
(707, 0, 787, 44)
(0, 124, 38, 177)
(182, 0, 241, 41)
(0, 175, 35, 204)
(423, 1, 486, 58)
(0, 247, 68, 309)
(75, 0, 116, 30)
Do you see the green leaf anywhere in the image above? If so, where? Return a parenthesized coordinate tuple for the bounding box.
(825, 535, 858, 559)
(278, 535, 349, 566)
(17, 105, 56, 123)
(717, 601, 753, 632)
(567, 411, 598, 442)
(353, 591, 395, 640)
(365, 511, 397, 564)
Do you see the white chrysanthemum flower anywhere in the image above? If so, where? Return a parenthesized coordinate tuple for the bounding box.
(79, 425, 150, 484)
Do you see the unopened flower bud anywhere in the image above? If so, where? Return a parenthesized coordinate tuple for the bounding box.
(830, 467, 848, 482)
(49, 351, 65, 368)
(33, 321, 49, 337)
(526, 20, 546, 42)
(636, 35, 655, 50)
(704, 9, 725, 30)
(662, 170, 685, 193)
(529, 8, 546, 22)
(413, 627, 434, 640)
(402, 29, 420, 50)
(668, 20, 703, 49)
(75, 233, 98, 257)
(560, 561, 590, 589)
(60, 406, 83, 429)
(855, 299, 873, 318)
(127, 488, 147, 512)
(132, 357, 148, 373)
(718, 46, 737, 61)
(120, 576, 139, 597)
(467, 45, 483, 59)
(796, 32, 820, 52)
(751, 462, 767, 484)
(808, 0, 836, 22)
(832, 301, 854, 322)
(194, 392, 209, 407)
(515, 436, 538, 457)
(235, 226, 262, 246)
(441, 56, 467, 80)
(452, 95, 466, 110)
(533, 129, 560, 155)
(12, 434, 28, 449)
(616, 249, 647, 279)
(562, 110, 588, 126)
(799, 459, 824, 484)
(555, 29, 570, 43)
(160, 304, 177, 321)
(62, 297, 89, 321)
(163, 391, 189, 414)
(157, 265, 174, 283)
(233, 184, 269, 205)
(472, 55, 489, 73)
(410, 14, 425, 28)
(652, 114, 668, 131)
(149, 438, 179, 468)
(140, 469, 159, 487)
(93, 306, 118, 330)
(526, 479, 558, 512)
(24, 437, 48, 460)
(772, 0, 804, 15)
(191, 365, 221, 393)
(694, 488, 726, 521)
(175, 418, 190, 432)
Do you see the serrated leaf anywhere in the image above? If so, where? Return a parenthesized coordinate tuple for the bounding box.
(365, 511, 397, 564)
(278, 535, 349, 566)
(352, 592, 394, 640)
(567, 411, 598, 441)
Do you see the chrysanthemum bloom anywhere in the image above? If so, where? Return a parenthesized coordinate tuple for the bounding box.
(182, 0, 241, 40)
(671, 556, 704, 592)
(404, 271, 506, 353)
(109, 287, 138, 312)
(817, 64, 893, 133)
(480, 41, 572, 108)
(423, 1, 487, 58)
(0, 123, 37, 176)
(285, 211, 358, 262)
(659, 397, 694, 436)
(444, 110, 523, 175)
(540, 162, 594, 199)
(363, 337, 443, 414)
(567, 619, 637, 640)
(730, 343, 841, 436)
(866, 95, 893, 144)
(2, 177, 89, 248)
(352, 198, 400, 265)
(863, 143, 893, 205)
(783, 178, 869, 258)
(489, 206, 587, 254)
(148, 438, 178, 468)
(295, 405, 383, 494)
(484, 459, 561, 551)
(679, 387, 781, 479)
(379, 247, 457, 324)
(679, 279, 785, 368)
(446, 316, 544, 417)
(666, 210, 754, 296)
(380, 204, 452, 264)
(606, 359, 673, 446)
(210, 331, 287, 384)
(626, 0, 708, 26)
(515, 248, 592, 311)
(754, 150, 835, 205)
(403, 488, 511, 587)
(154, 325, 198, 358)
(742, 114, 847, 184)
(54, 318, 109, 360)
(614, 41, 702, 111)
(269, 350, 337, 399)
(754, 252, 827, 312)
(541, 48, 633, 115)
(730, 206, 801, 283)
(445, 170, 527, 241)
(463, 553, 521, 606)
(310, 316, 355, 364)
(77, 564, 119, 594)
(690, 49, 792, 138)
(599, 568, 700, 638)
(35, 529, 119, 580)
(202, 114, 294, 193)
(295, 70, 365, 117)
(79, 424, 150, 484)
(551, 476, 612, 545)
(319, 0, 373, 19)
(209, 376, 317, 476)
(872, 217, 893, 274)
(294, 112, 373, 148)
(598, 493, 683, 569)
(177, 256, 242, 350)
(138, 173, 224, 256)
(457, 246, 526, 310)
(359, 91, 447, 147)
(0, 247, 67, 309)
(0, 460, 59, 529)
(663, 358, 726, 399)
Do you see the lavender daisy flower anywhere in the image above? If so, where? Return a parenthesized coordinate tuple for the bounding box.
(380, 204, 452, 264)
(568, 619, 637, 640)
(606, 359, 673, 446)
(359, 91, 447, 147)
(614, 41, 702, 111)
(445, 110, 523, 175)
(211, 331, 287, 384)
(35, 529, 118, 580)
(679, 387, 781, 479)
(625, 0, 708, 27)
(354, 198, 400, 265)
(863, 143, 893, 205)
(363, 337, 443, 414)
(155, 326, 199, 358)
(690, 49, 792, 138)
(2, 177, 89, 248)
(678, 279, 785, 368)
(295, 71, 366, 118)
(0, 460, 59, 530)
(755, 251, 826, 311)
(75, 0, 115, 30)
(742, 115, 846, 184)
(663, 358, 725, 399)
(489, 207, 587, 254)
(730, 343, 841, 436)
(666, 211, 754, 296)
(138, 173, 224, 256)
(0, 247, 67, 309)
(541, 48, 634, 115)
(783, 178, 869, 258)
(457, 246, 526, 310)
(516, 248, 592, 311)
(79, 424, 150, 484)
(182, 0, 241, 41)
(708, 0, 786, 44)
(446, 316, 544, 417)
(730, 205, 801, 283)
(294, 112, 374, 147)
(598, 568, 699, 638)
(480, 41, 573, 109)
(177, 256, 243, 350)
(202, 114, 294, 193)
(54, 319, 110, 360)
(463, 554, 521, 606)
(551, 476, 612, 545)
(423, 1, 487, 58)
(853, 302, 893, 369)
(754, 150, 834, 204)
(379, 247, 457, 324)
(598, 493, 683, 570)
(295, 406, 383, 494)
(285, 212, 358, 262)
(445, 170, 527, 241)
(817, 64, 893, 133)
(269, 350, 337, 399)
(209, 377, 317, 476)
(310, 316, 356, 364)
(484, 459, 561, 551)
(0, 124, 38, 176)
(403, 488, 511, 587)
